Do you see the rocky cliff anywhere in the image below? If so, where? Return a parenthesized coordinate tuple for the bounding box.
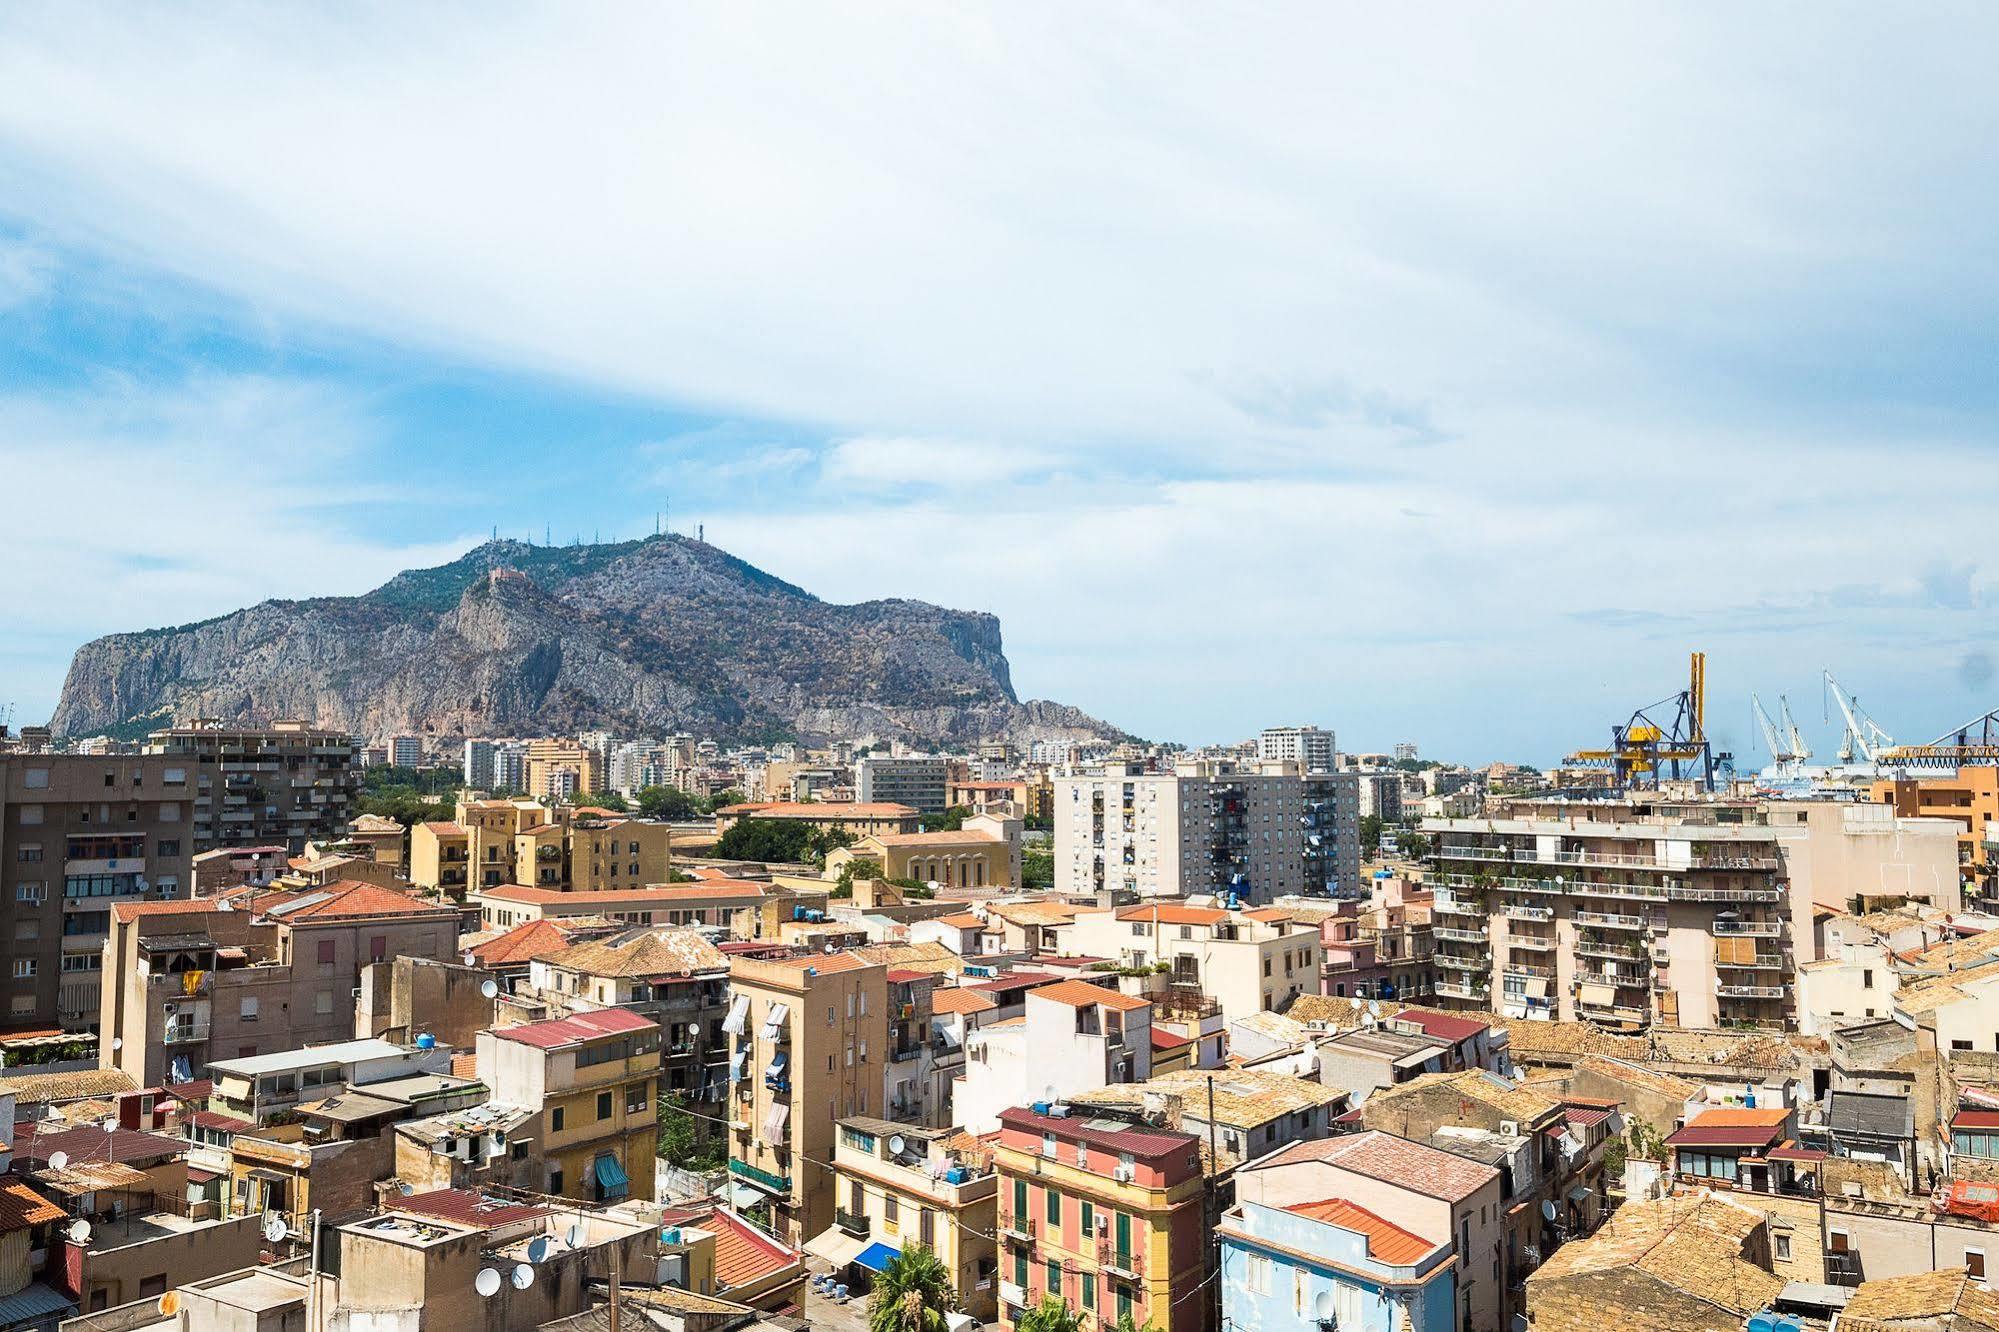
(51, 536, 1125, 748)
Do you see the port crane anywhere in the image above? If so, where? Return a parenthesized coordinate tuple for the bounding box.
(1565, 651, 1716, 790)
(1876, 705, 1999, 770)
(1823, 670, 1894, 764)
(1752, 694, 1812, 772)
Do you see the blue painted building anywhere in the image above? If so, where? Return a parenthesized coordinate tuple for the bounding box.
(1219, 1194, 1456, 1332)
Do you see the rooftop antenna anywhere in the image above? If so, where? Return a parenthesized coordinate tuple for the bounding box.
(697, 523, 704, 542)
(545, 523, 551, 546)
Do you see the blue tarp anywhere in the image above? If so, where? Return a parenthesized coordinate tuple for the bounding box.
(854, 1241, 901, 1273)
(594, 1154, 630, 1195)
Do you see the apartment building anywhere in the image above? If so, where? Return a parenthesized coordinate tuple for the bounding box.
(1423, 798, 1960, 1031)
(144, 720, 358, 852)
(725, 952, 890, 1244)
(1060, 903, 1325, 1020)
(993, 1104, 1212, 1332)
(1072, 1067, 1346, 1164)
(857, 757, 950, 814)
(206, 1037, 451, 1123)
(825, 812, 1023, 891)
(1354, 772, 1404, 822)
(523, 740, 604, 802)
(1052, 760, 1360, 902)
(1220, 1194, 1455, 1332)
(478, 1007, 660, 1204)
(955, 980, 1154, 1135)
(713, 801, 921, 837)
(0, 752, 195, 1030)
(816, 1118, 1000, 1320)
(100, 883, 461, 1086)
(1256, 725, 1335, 773)
(1313, 896, 1439, 1003)
(409, 797, 672, 896)
(463, 738, 496, 789)
(1875, 767, 1999, 903)
(470, 878, 782, 932)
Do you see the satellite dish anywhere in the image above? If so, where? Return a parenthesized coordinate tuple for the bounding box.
(157, 1292, 181, 1317)
(823, 943, 837, 954)
(481, 980, 499, 999)
(511, 1264, 534, 1290)
(1541, 1200, 1558, 1222)
(463, 952, 478, 967)
(888, 1134, 907, 1156)
(47, 1151, 69, 1172)
(566, 1223, 586, 1247)
(110, 1037, 123, 1051)
(397, 1181, 416, 1196)
(67, 1219, 92, 1245)
(262, 1213, 288, 1243)
(475, 1268, 502, 1298)
(527, 1236, 552, 1263)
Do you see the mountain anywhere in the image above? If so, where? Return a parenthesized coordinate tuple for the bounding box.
(50, 535, 1127, 749)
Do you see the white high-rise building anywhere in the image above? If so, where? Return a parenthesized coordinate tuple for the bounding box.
(495, 743, 528, 793)
(463, 738, 496, 789)
(388, 734, 423, 768)
(1256, 726, 1336, 773)
(1053, 759, 1360, 902)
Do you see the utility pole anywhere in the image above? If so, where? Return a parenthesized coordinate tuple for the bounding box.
(1205, 1076, 1220, 1332)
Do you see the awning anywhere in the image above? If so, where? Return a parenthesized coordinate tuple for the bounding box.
(721, 994, 751, 1037)
(1579, 982, 1616, 1007)
(766, 1050, 789, 1081)
(764, 1101, 791, 1144)
(1522, 978, 1549, 999)
(731, 1049, 750, 1081)
(854, 1241, 901, 1274)
(1566, 1184, 1592, 1203)
(805, 1226, 868, 1268)
(594, 1154, 630, 1195)
(759, 1003, 790, 1041)
(730, 1183, 765, 1209)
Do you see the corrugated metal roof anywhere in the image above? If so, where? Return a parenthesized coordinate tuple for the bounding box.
(0, 1283, 75, 1325)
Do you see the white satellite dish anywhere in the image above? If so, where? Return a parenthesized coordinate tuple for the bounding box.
(481, 980, 499, 999)
(262, 1213, 288, 1243)
(110, 1037, 123, 1051)
(566, 1223, 586, 1248)
(397, 1181, 416, 1196)
(47, 1151, 69, 1171)
(67, 1219, 92, 1245)
(1541, 1200, 1558, 1222)
(887, 1134, 907, 1156)
(823, 943, 836, 954)
(527, 1236, 552, 1263)
(511, 1264, 534, 1290)
(474, 1268, 502, 1298)
(463, 952, 478, 967)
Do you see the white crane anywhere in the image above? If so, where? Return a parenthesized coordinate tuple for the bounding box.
(1752, 695, 1788, 764)
(1824, 670, 1894, 764)
(1778, 695, 1812, 765)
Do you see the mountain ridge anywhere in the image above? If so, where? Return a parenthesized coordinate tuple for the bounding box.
(51, 534, 1126, 749)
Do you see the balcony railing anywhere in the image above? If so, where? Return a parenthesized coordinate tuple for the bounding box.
(1099, 1242, 1141, 1279)
(1433, 981, 1488, 1000)
(1502, 904, 1553, 922)
(1000, 1214, 1036, 1244)
(1436, 955, 1487, 972)
(835, 1207, 870, 1238)
(1711, 921, 1782, 937)
(1574, 911, 1649, 930)
(1502, 962, 1555, 979)
(1434, 926, 1488, 944)
(1717, 984, 1786, 999)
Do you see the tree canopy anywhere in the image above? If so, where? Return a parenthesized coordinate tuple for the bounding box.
(866, 1246, 957, 1332)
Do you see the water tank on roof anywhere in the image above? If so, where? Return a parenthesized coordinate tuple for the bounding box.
(416, 1033, 436, 1050)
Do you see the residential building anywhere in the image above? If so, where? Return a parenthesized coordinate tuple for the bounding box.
(1071, 1068, 1346, 1163)
(1238, 1131, 1504, 1332)
(523, 740, 604, 802)
(188, 845, 288, 897)
(993, 1104, 1213, 1332)
(825, 812, 1023, 892)
(811, 1118, 999, 1320)
(0, 752, 195, 1030)
(470, 879, 780, 932)
(724, 952, 890, 1244)
(1052, 760, 1360, 902)
(1524, 1193, 1783, 1332)
(408, 797, 672, 896)
(955, 980, 1153, 1135)
(1874, 767, 1999, 903)
(477, 1007, 660, 1204)
(387, 735, 423, 769)
(463, 738, 496, 790)
(144, 720, 359, 853)
(712, 802, 921, 838)
(1059, 902, 1324, 1020)
(856, 757, 950, 815)
(205, 1038, 453, 1124)
(1257, 726, 1336, 773)
(1220, 1194, 1454, 1332)
(1355, 772, 1403, 822)
(100, 883, 461, 1086)
(392, 1102, 541, 1194)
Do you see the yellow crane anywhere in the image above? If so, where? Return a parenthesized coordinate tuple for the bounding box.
(1565, 651, 1716, 789)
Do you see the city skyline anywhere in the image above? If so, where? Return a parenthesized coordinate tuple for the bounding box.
(5, 8, 1999, 758)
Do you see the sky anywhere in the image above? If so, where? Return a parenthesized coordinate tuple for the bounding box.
(2, 5, 1998, 763)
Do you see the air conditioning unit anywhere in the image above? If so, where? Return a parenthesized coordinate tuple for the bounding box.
(1499, 1120, 1519, 1136)
(1112, 1164, 1135, 1183)
(1095, 1217, 1110, 1236)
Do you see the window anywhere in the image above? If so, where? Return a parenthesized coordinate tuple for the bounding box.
(15, 883, 43, 904)
(1245, 1253, 1273, 1295)
(317, 939, 337, 966)
(315, 990, 334, 1015)
(1013, 1180, 1028, 1221)
(16, 805, 41, 826)
(23, 769, 48, 790)
(1775, 1234, 1792, 1261)
(1042, 1132, 1057, 1158)
(549, 1169, 563, 1194)
(1970, 1248, 1987, 1281)
(240, 996, 259, 1021)
(597, 1091, 613, 1119)
(369, 935, 387, 962)
(1081, 1200, 1095, 1235)
(139, 1276, 166, 1298)
(11, 959, 34, 979)
(552, 1107, 565, 1131)
(16, 846, 42, 863)
(1045, 1185, 1060, 1223)
(1082, 1273, 1096, 1310)
(884, 1195, 899, 1227)
(1862, 969, 1874, 988)
(1013, 1251, 1028, 1289)
(1046, 1260, 1062, 1298)
(1830, 1229, 1850, 1254)
(627, 1086, 646, 1113)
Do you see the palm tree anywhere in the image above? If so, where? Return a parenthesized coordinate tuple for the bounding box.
(1015, 1296, 1085, 1332)
(866, 1245, 957, 1332)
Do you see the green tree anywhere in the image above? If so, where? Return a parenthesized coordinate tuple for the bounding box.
(572, 790, 628, 812)
(1021, 847, 1054, 889)
(866, 1245, 957, 1332)
(715, 818, 814, 863)
(835, 856, 884, 898)
(920, 805, 972, 833)
(1399, 830, 1432, 858)
(702, 788, 746, 813)
(637, 785, 699, 820)
(1360, 813, 1384, 853)
(1015, 1297, 1084, 1332)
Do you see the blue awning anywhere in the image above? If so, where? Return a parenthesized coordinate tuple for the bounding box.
(594, 1154, 630, 1195)
(854, 1241, 901, 1274)
(766, 1050, 788, 1077)
(731, 1049, 750, 1081)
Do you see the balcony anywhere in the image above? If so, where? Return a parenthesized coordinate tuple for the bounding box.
(1436, 955, 1487, 972)
(728, 1158, 791, 1194)
(164, 1023, 210, 1044)
(835, 1207, 871, 1238)
(1501, 904, 1553, 922)
(1711, 920, 1782, 937)
(1434, 980, 1487, 1001)
(1715, 954, 1787, 971)
(1577, 1001, 1649, 1023)
(1508, 935, 1557, 952)
(1717, 984, 1786, 999)
(1668, 885, 1784, 903)
(1575, 939, 1645, 960)
(1502, 962, 1555, 979)
(1434, 926, 1488, 944)
(1099, 1243, 1141, 1280)
(1574, 910, 1648, 930)
(1000, 1214, 1037, 1244)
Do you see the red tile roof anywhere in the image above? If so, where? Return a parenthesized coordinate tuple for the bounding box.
(470, 919, 573, 966)
(1955, 1110, 1999, 1130)
(1665, 1119, 1788, 1150)
(1114, 904, 1228, 926)
(111, 899, 218, 924)
(1000, 1107, 1203, 1163)
(719, 801, 917, 819)
(394, 1188, 551, 1230)
(15, 1124, 185, 1166)
(0, 1180, 65, 1230)
(711, 1209, 802, 1289)
(1260, 1130, 1497, 1202)
(190, 1110, 253, 1133)
(492, 1006, 656, 1049)
(1151, 1028, 1192, 1049)
(1286, 1197, 1438, 1265)
(1392, 1008, 1490, 1042)
(885, 969, 931, 984)
(934, 913, 987, 929)
(266, 881, 453, 922)
(930, 989, 999, 1016)
(969, 971, 1062, 996)
(1028, 979, 1150, 1013)
(479, 881, 766, 905)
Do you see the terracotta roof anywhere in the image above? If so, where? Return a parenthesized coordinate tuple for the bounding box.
(422, 822, 467, 835)
(1151, 1028, 1191, 1049)
(0, 1180, 64, 1230)
(1527, 1193, 1783, 1318)
(1028, 979, 1151, 1013)
(933, 913, 987, 929)
(1843, 1269, 1999, 1329)
(1568, 1054, 1701, 1102)
(1114, 904, 1229, 926)
(986, 901, 1085, 927)
(884, 968, 931, 984)
(1391, 1008, 1490, 1042)
(930, 989, 999, 1015)
(1285, 1197, 1438, 1265)
(110, 899, 218, 924)
(1077, 1069, 1345, 1124)
(264, 881, 453, 921)
(492, 1006, 657, 1049)
(1258, 1130, 1497, 1202)
(970, 971, 1063, 995)
(0, 1068, 139, 1102)
(1242, 908, 1294, 923)
(868, 830, 1003, 847)
(478, 881, 766, 905)
(718, 801, 917, 819)
(15, 1124, 184, 1166)
(393, 1188, 551, 1230)
(710, 1209, 801, 1289)
(1369, 1069, 1561, 1125)
(849, 941, 963, 974)
(999, 1106, 1203, 1162)
(1954, 1110, 1999, 1130)
(1666, 1119, 1789, 1150)
(1683, 1106, 1790, 1127)
(540, 929, 726, 978)
(470, 919, 574, 966)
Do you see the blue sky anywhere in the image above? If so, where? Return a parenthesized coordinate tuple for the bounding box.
(3, 5, 1998, 763)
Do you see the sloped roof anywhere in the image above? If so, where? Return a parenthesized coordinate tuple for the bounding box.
(0, 1181, 64, 1230)
(1285, 1197, 1438, 1265)
(263, 881, 452, 922)
(986, 901, 1084, 927)
(1257, 1130, 1496, 1202)
(492, 1007, 656, 1049)
(1076, 1069, 1345, 1125)
(110, 899, 217, 924)
(469, 919, 574, 966)
(710, 1209, 802, 1289)
(1843, 1269, 1999, 1330)
(1028, 979, 1150, 1013)
(0, 1068, 138, 1102)
(1392, 1008, 1490, 1042)
(540, 929, 726, 978)
(1114, 904, 1228, 926)
(1528, 1193, 1783, 1321)
(930, 989, 999, 1016)
(1369, 1068, 1561, 1125)
(933, 912, 988, 928)
(392, 1188, 550, 1230)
